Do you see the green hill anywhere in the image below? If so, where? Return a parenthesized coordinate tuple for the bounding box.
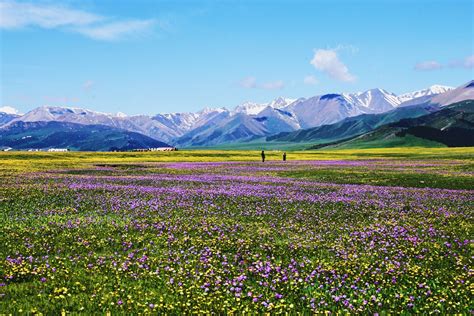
(267, 103, 440, 144)
(313, 100, 474, 149)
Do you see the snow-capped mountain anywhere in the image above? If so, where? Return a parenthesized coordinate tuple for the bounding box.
(233, 102, 267, 115)
(233, 97, 296, 115)
(343, 88, 400, 113)
(6, 106, 183, 143)
(0, 106, 21, 127)
(428, 81, 474, 106)
(4, 82, 470, 148)
(0, 106, 21, 115)
(267, 97, 297, 109)
(0, 112, 20, 127)
(398, 85, 454, 103)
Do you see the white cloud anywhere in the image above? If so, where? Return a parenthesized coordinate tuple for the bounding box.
(239, 77, 284, 90)
(415, 55, 474, 71)
(0, 0, 100, 29)
(0, 0, 157, 41)
(76, 20, 155, 41)
(43, 96, 80, 104)
(333, 44, 359, 54)
(303, 75, 318, 85)
(462, 55, 474, 68)
(82, 80, 95, 91)
(414, 60, 443, 71)
(260, 80, 284, 90)
(239, 76, 257, 89)
(310, 49, 356, 82)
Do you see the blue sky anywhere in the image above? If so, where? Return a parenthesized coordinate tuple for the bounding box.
(1, 0, 473, 115)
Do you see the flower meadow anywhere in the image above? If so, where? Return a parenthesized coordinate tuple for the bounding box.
(0, 152, 473, 314)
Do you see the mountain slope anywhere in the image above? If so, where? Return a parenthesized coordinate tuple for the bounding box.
(314, 100, 474, 149)
(0, 106, 21, 115)
(342, 88, 400, 112)
(175, 113, 268, 147)
(0, 121, 170, 151)
(267, 103, 440, 143)
(428, 80, 474, 105)
(0, 112, 20, 127)
(399, 82, 471, 107)
(398, 85, 453, 103)
(6, 106, 182, 143)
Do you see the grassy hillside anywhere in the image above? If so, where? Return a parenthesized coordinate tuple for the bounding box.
(313, 100, 474, 149)
(267, 103, 440, 143)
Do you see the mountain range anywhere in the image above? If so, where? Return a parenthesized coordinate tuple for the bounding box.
(309, 100, 474, 149)
(1, 81, 473, 151)
(0, 121, 170, 151)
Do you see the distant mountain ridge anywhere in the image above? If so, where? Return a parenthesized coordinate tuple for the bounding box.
(0, 121, 170, 151)
(2, 81, 472, 149)
(312, 100, 474, 149)
(267, 81, 473, 145)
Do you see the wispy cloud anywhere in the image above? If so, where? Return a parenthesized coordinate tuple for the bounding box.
(76, 20, 156, 41)
(82, 80, 95, 91)
(260, 80, 284, 90)
(463, 55, 474, 68)
(0, 0, 158, 41)
(414, 60, 443, 71)
(310, 48, 356, 82)
(303, 75, 318, 86)
(43, 96, 80, 104)
(0, 0, 100, 29)
(239, 77, 285, 90)
(448, 55, 474, 69)
(239, 76, 257, 89)
(415, 55, 474, 71)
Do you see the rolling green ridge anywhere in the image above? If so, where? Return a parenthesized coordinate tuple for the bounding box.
(314, 100, 474, 149)
(266, 103, 440, 143)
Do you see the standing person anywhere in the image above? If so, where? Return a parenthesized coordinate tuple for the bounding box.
(261, 150, 265, 162)
(283, 152, 286, 161)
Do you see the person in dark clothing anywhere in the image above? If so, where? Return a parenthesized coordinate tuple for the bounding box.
(283, 152, 286, 161)
(261, 150, 265, 162)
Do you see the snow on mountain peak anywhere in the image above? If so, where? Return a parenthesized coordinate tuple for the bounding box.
(268, 96, 296, 108)
(0, 106, 21, 115)
(233, 97, 296, 115)
(428, 85, 454, 93)
(342, 88, 400, 112)
(199, 106, 228, 115)
(398, 85, 454, 103)
(233, 102, 267, 115)
(4, 82, 461, 147)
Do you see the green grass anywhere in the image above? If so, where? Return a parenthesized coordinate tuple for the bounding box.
(0, 147, 472, 313)
(185, 138, 315, 151)
(325, 134, 446, 149)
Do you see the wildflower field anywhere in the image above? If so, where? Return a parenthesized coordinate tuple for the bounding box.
(0, 148, 473, 314)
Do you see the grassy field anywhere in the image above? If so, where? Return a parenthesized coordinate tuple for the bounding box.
(0, 148, 473, 313)
(1, 147, 473, 172)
